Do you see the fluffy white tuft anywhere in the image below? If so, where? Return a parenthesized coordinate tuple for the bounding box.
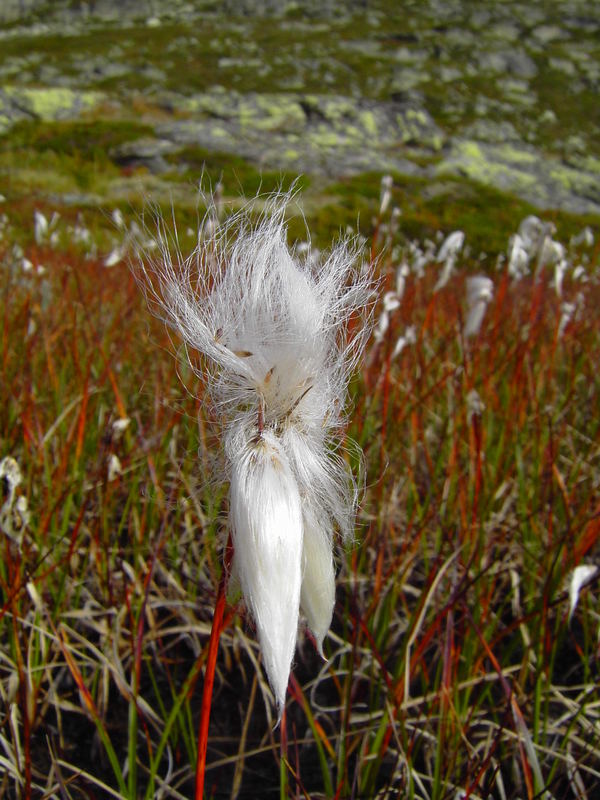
(568, 565, 598, 624)
(464, 275, 494, 338)
(230, 430, 303, 712)
(434, 230, 464, 292)
(134, 189, 375, 713)
(300, 503, 336, 657)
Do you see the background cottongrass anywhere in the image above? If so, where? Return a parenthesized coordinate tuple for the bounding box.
(1, 180, 600, 798)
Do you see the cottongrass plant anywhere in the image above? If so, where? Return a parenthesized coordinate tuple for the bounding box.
(134, 191, 375, 725)
(464, 274, 494, 338)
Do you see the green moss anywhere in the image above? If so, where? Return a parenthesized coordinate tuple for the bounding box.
(0, 119, 157, 198)
(163, 145, 310, 197)
(3, 119, 155, 160)
(414, 179, 540, 254)
(327, 172, 386, 202)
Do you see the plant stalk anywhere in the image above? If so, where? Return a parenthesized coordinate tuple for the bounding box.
(195, 535, 232, 800)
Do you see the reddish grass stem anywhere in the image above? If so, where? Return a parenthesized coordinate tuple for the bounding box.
(195, 535, 233, 800)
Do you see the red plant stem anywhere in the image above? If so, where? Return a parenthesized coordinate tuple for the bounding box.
(195, 536, 233, 800)
(280, 706, 288, 795)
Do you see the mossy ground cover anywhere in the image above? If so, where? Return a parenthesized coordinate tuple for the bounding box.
(2, 3, 597, 162)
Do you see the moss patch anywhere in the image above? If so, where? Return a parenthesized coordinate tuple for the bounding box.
(4, 118, 155, 159)
(163, 145, 310, 196)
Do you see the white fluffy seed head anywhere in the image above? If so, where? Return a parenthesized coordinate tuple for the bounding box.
(567, 565, 598, 624)
(133, 188, 375, 713)
(230, 430, 303, 713)
(464, 275, 494, 338)
(300, 503, 336, 657)
(134, 190, 374, 447)
(507, 234, 530, 280)
(433, 231, 464, 293)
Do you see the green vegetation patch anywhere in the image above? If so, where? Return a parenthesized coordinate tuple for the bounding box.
(163, 144, 310, 197)
(3, 118, 155, 160)
(327, 171, 600, 257)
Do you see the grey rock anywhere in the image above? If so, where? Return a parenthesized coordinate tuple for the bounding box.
(485, 22, 522, 43)
(462, 120, 520, 145)
(438, 66, 462, 83)
(435, 138, 600, 216)
(0, 85, 103, 130)
(110, 137, 177, 173)
(77, 58, 130, 84)
(393, 47, 428, 65)
(548, 57, 578, 78)
(165, 89, 444, 157)
(0, 1, 44, 23)
(153, 90, 441, 178)
(532, 25, 565, 44)
(478, 50, 537, 79)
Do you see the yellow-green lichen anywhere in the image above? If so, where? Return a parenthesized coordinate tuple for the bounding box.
(360, 111, 378, 136)
(3, 86, 103, 121)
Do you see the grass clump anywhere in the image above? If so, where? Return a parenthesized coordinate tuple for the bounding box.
(0, 119, 151, 198)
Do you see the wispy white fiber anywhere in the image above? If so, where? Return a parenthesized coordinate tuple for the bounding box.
(557, 292, 584, 341)
(568, 565, 598, 624)
(395, 262, 410, 301)
(434, 230, 464, 292)
(104, 245, 125, 268)
(374, 291, 401, 343)
(516, 215, 564, 281)
(230, 430, 303, 711)
(33, 209, 60, 247)
(464, 275, 494, 338)
(392, 325, 416, 359)
(134, 189, 375, 713)
(466, 388, 485, 419)
(518, 215, 547, 257)
(107, 453, 123, 482)
(112, 208, 126, 229)
(436, 230, 465, 265)
(570, 226, 594, 249)
(507, 233, 529, 280)
(379, 175, 393, 216)
(300, 502, 336, 657)
(0, 456, 29, 544)
(34, 210, 48, 244)
(553, 258, 568, 297)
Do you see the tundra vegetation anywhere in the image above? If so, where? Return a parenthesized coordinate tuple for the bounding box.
(1, 2, 600, 798)
(2, 175, 600, 798)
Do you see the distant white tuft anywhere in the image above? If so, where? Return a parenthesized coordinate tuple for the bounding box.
(434, 230, 464, 292)
(464, 275, 494, 338)
(568, 565, 598, 624)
